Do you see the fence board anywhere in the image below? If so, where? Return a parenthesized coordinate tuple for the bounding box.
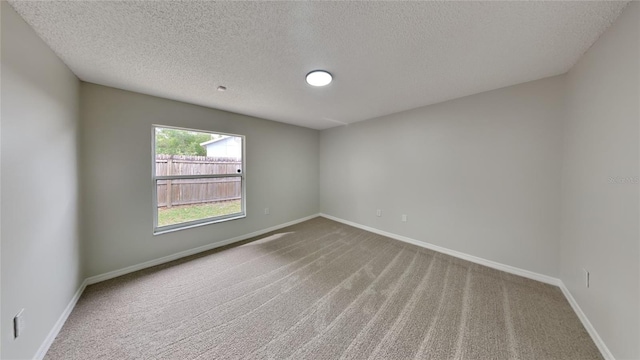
(156, 155, 242, 208)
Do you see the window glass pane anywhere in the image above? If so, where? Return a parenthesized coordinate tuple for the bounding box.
(155, 127, 242, 176)
(156, 177, 242, 227)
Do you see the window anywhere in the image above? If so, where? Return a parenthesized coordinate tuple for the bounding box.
(152, 125, 245, 234)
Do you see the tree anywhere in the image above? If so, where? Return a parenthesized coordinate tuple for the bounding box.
(155, 128, 214, 156)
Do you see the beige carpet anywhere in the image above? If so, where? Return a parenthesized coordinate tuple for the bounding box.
(45, 217, 601, 360)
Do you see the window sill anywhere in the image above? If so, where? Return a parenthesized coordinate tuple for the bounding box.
(153, 213, 246, 236)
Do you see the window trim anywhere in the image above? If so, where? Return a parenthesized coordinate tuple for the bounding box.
(152, 125, 246, 235)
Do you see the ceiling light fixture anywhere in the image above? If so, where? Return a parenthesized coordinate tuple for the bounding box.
(306, 70, 332, 87)
(217, 86, 227, 92)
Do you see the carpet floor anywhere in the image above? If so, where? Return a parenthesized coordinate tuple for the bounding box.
(45, 217, 601, 360)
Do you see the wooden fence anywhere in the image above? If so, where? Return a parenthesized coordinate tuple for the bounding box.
(156, 155, 241, 208)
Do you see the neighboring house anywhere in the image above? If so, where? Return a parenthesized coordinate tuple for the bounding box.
(200, 136, 242, 159)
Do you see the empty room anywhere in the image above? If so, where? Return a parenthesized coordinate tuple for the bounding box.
(1, 1, 638, 359)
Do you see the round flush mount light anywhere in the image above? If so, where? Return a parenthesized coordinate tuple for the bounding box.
(306, 70, 332, 87)
(217, 86, 227, 92)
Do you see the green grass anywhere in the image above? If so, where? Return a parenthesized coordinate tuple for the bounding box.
(158, 200, 242, 227)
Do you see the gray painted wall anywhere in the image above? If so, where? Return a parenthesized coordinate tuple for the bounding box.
(320, 75, 565, 277)
(319, 4, 639, 358)
(1, 2, 82, 359)
(81, 83, 319, 277)
(2, 1, 638, 359)
(560, 2, 639, 359)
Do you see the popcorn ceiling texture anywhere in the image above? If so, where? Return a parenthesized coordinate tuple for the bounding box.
(8, 1, 628, 129)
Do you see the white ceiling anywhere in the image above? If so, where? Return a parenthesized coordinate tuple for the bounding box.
(8, 1, 629, 130)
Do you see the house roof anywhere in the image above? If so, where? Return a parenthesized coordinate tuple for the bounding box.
(200, 136, 231, 147)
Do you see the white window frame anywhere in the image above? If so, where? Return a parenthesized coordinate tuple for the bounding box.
(152, 125, 246, 235)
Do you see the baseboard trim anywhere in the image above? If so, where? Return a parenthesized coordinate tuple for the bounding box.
(34, 278, 88, 360)
(558, 282, 615, 360)
(35, 214, 319, 359)
(319, 213, 617, 359)
(86, 213, 320, 285)
(319, 213, 560, 285)
(36, 213, 613, 360)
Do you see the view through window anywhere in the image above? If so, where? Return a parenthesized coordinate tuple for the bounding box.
(153, 126, 245, 233)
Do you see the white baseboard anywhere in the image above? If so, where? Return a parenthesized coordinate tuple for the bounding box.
(34, 278, 88, 360)
(36, 213, 613, 360)
(86, 213, 320, 285)
(320, 213, 560, 286)
(36, 214, 319, 358)
(558, 282, 615, 360)
(320, 213, 615, 359)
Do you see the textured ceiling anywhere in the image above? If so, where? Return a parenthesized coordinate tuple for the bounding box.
(8, 1, 629, 130)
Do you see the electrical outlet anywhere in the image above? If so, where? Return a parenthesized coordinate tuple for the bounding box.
(402, 214, 407, 222)
(13, 309, 25, 339)
(264, 208, 270, 215)
(376, 209, 381, 217)
(583, 269, 590, 288)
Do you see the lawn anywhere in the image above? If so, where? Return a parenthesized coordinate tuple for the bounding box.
(158, 200, 241, 227)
